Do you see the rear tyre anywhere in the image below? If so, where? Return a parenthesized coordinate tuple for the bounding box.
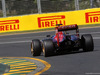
(81, 34, 94, 52)
(31, 39, 42, 56)
(43, 40, 55, 57)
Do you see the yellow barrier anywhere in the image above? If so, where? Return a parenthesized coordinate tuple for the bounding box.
(0, 8, 100, 33)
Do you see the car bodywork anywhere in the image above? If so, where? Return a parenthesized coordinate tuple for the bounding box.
(51, 24, 80, 51)
(31, 24, 94, 57)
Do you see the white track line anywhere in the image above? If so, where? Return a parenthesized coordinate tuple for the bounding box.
(0, 30, 100, 44)
(0, 40, 31, 44)
(0, 36, 99, 45)
(93, 37, 100, 39)
(0, 31, 100, 40)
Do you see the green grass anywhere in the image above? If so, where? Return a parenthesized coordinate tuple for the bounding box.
(78, 24, 100, 28)
(0, 24, 100, 35)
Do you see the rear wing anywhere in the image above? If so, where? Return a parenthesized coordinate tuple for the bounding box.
(58, 24, 78, 31)
(55, 24, 79, 47)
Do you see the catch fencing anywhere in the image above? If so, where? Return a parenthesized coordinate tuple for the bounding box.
(0, 0, 100, 17)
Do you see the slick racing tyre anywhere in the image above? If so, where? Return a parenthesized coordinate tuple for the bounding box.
(43, 40, 55, 57)
(81, 34, 94, 52)
(31, 39, 42, 56)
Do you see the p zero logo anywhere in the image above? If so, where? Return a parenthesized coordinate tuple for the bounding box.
(85, 11, 100, 23)
(0, 20, 19, 31)
(38, 15, 66, 28)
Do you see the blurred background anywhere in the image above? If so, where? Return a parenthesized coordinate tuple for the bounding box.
(0, 0, 100, 17)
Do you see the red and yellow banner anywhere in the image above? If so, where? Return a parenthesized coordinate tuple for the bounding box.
(0, 8, 100, 33)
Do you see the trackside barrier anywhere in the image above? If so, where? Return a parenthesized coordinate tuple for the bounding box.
(0, 8, 100, 33)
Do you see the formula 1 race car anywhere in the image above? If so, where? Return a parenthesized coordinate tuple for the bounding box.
(31, 24, 94, 57)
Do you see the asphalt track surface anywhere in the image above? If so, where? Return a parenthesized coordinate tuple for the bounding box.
(0, 27, 100, 75)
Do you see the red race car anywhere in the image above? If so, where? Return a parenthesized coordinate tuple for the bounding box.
(31, 24, 94, 57)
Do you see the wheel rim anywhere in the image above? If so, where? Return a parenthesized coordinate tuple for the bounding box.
(43, 45, 45, 56)
(31, 42, 34, 55)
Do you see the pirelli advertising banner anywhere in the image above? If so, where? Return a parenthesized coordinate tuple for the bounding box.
(0, 8, 100, 33)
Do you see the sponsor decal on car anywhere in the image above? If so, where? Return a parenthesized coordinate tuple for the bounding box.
(58, 24, 77, 30)
(85, 11, 100, 23)
(38, 15, 66, 28)
(0, 20, 19, 31)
